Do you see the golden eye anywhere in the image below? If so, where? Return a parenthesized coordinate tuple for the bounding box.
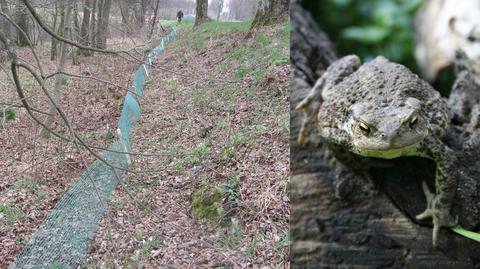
(359, 122, 370, 135)
(409, 117, 418, 129)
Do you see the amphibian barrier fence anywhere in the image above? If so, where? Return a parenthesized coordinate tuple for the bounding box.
(10, 27, 177, 269)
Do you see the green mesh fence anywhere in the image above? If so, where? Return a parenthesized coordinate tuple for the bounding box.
(10, 27, 177, 269)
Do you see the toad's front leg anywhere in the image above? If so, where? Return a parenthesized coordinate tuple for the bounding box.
(416, 136, 458, 246)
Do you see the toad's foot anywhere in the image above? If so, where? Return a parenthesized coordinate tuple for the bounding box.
(297, 101, 320, 144)
(416, 181, 457, 247)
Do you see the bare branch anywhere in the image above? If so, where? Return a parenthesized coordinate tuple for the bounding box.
(21, 0, 144, 63)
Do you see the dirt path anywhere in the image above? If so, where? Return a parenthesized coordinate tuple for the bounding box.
(86, 21, 290, 268)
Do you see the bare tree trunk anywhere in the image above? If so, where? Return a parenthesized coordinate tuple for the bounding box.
(251, 0, 289, 29)
(95, 0, 103, 47)
(134, 0, 148, 30)
(216, 0, 224, 21)
(50, 2, 59, 60)
(79, 0, 91, 56)
(15, 0, 29, 46)
(71, 1, 80, 64)
(148, 0, 160, 39)
(0, 0, 11, 48)
(194, 0, 209, 26)
(89, 0, 97, 54)
(118, 0, 132, 36)
(0, 0, 10, 62)
(95, 0, 111, 49)
(41, 0, 72, 138)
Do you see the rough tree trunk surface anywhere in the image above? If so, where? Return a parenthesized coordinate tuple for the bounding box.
(194, 0, 209, 26)
(14, 2, 29, 47)
(41, 0, 72, 138)
(0, 0, 10, 42)
(96, 0, 111, 49)
(251, 0, 290, 29)
(79, 0, 91, 56)
(290, 2, 480, 268)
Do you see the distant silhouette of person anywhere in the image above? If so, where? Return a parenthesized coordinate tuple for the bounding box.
(177, 10, 184, 23)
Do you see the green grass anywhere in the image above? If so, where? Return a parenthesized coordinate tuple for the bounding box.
(271, 49, 289, 65)
(235, 66, 248, 79)
(1, 107, 16, 123)
(16, 178, 38, 194)
(177, 21, 252, 52)
(0, 204, 25, 225)
(141, 235, 162, 254)
(255, 34, 270, 47)
(273, 231, 290, 267)
(174, 160, 185, 175)
(246, 237, 258, 256)
(221, 172, 241, 206)
(253, 67, 266, 82)
(229, 44, 252, 60)
(185, 143, 210, 165)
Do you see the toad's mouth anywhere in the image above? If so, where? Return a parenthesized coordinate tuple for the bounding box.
(352, 142, 420, 159)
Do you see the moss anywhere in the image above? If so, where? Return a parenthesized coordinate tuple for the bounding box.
(191, 186, 224, 223)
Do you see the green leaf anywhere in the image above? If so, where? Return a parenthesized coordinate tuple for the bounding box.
(451, 225, 480, 242)
(341, 26, 390, 44)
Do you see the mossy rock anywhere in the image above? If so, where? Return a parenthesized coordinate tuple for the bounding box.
(191, 185, 225, 224)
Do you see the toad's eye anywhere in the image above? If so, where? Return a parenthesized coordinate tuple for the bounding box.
(359, 122, 370, 135)
(409, 117, 418, 129)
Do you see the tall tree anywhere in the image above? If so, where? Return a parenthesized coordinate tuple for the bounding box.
(41, 0, 73, 138)
(14, 0, 29, 46)
(118, 0, 133, 35)
(89, 0, 96, 52)
(194, 0, 209, 26)
(148, 0, 160, 39)
(95, 0, 111, 49)
(134, 0, 150, 30)
(211, 0, 224, 21)
(0, 0, 11, 44)
(251, 0, 289, 28)
(79, 0, 91, 56)
(50, 1, 59, 60)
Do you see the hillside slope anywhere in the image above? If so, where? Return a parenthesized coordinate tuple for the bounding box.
(86, 21, 290, 267)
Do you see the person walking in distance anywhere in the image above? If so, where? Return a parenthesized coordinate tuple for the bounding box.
(177, 10, 184, 23)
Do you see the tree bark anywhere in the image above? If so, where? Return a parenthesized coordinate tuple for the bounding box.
(0, 0, 11, 44)
(134, 0, 148, 30)
(194, 0, 209, 26)
(290, 1, 480, 267)
(0, 0, 11, 62)
(50, 1, 59, 60)
(251, 0, 289, 29)
(118, 0, 132, 36)
(79, 0, 91, 56)
(95, 0, 110, 49)
(71, 1, 80, 64)
(41, 0, 72, 138)
(89, 0, 96, 54)
(148, 0, 160, 40)
(14, 0, 29, 46)
(216, 0, 224, 21)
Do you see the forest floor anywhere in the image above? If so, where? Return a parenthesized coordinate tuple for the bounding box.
(0, 20, 290, 268)
(0, 33, 147, 267)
